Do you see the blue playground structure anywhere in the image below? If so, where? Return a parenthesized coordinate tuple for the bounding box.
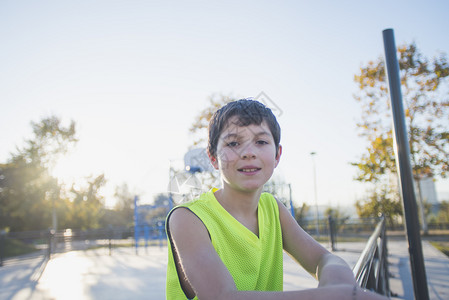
(133, 195, 173, 253)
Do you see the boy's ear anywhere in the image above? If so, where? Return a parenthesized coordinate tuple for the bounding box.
(274, 145, 282, 168)
(207, 149, 219, 170)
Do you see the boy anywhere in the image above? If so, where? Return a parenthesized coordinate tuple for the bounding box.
(166, 99, 387, 300)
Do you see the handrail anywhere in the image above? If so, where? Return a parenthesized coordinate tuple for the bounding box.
(352, 216, 390, 296)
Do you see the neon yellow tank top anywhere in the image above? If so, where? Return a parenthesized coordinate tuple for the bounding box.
(166, 188, 284, 299)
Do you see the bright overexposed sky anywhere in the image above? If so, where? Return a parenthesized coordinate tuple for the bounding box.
(1, 0, 448, 208)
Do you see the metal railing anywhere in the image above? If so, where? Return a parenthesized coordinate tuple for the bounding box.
(0, 225, 169, 267)
(352, 216, 390, 296)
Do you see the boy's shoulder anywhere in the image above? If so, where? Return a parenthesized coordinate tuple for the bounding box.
(260, 192, 277, 204)
(174, 189, 216, 209)
(166, 191, 214, 227)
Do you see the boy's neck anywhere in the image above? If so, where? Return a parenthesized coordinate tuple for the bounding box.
(214, 186, 262, 217)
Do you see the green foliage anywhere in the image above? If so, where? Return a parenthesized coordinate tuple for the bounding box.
(98, 183, 135, 228)
(294, 203, 309, 226)
(110, 183, 135, 227)
(353, 42, 449, 181)
(324, 207, 349, 221)
(324, 207, 350, 233)
(0, 116, 77, 231)
(355, 185, 403, 228)
(26, 116, 77, 168)
(430, 241, 449, 258)
(0, 160, 51, 231)
(66, 174, 106, 229)
(436, 201, 449, 223)
(351, 132, 396, 182)
(2, 238, 39, 258)
(352, 43, 448, 226)
(0, 116, 108, 232)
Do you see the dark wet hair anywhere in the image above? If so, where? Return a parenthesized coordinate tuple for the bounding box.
(207, 99, 281, 158)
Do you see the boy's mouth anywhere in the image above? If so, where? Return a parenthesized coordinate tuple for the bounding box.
(238, 167, 261, 173)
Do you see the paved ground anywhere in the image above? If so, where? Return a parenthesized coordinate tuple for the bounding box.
(1, 240, 448, 299)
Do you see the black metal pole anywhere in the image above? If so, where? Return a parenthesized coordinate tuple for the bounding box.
(47, 229, 53, 259)
(328, 216, 336, 251)
(382, 28, 429, 300)
(0, 233, 4, 267)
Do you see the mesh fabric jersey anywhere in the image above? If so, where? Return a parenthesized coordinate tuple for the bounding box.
(166, 188, 284, 299)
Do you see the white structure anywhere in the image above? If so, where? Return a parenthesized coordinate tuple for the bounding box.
(389, 172, 439, 205)
(417, 176, 438, 205)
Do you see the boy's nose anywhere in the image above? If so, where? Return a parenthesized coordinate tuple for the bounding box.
(241, 144, 256, 159)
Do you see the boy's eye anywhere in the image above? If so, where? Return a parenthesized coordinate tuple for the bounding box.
(227, 141, 239, 147)
(256, 140, 268, 145)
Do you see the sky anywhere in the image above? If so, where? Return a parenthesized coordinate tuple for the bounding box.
(1, 0, 448, 208)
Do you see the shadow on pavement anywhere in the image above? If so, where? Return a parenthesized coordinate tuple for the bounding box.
(0, 255, 48, 300)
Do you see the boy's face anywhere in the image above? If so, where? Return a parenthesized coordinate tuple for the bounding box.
(209, 116, 282, 193)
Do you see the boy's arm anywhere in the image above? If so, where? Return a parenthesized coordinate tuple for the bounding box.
(277, 199, 357, 287)
(168, 207, 237, 299)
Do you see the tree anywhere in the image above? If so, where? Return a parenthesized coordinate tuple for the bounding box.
(99, 183, 135, 227)
(355, 185, 403, 229)
(66, 174, 106, 230)
(113, 183, 135, 224)
(323, 207, 350, 240)
(0, 158, 53, 231)
(19, 116, 77, 169)
(294, 203, 309, 227)
(352, 43, 449, 231)
(325, 207, 349, 223)
(439, 201, 449, 223)
(189, 93, 236, 149)
(0, 116, 77, 231)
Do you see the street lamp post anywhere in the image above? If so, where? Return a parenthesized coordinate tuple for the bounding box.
(310, 152, 320, 237)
